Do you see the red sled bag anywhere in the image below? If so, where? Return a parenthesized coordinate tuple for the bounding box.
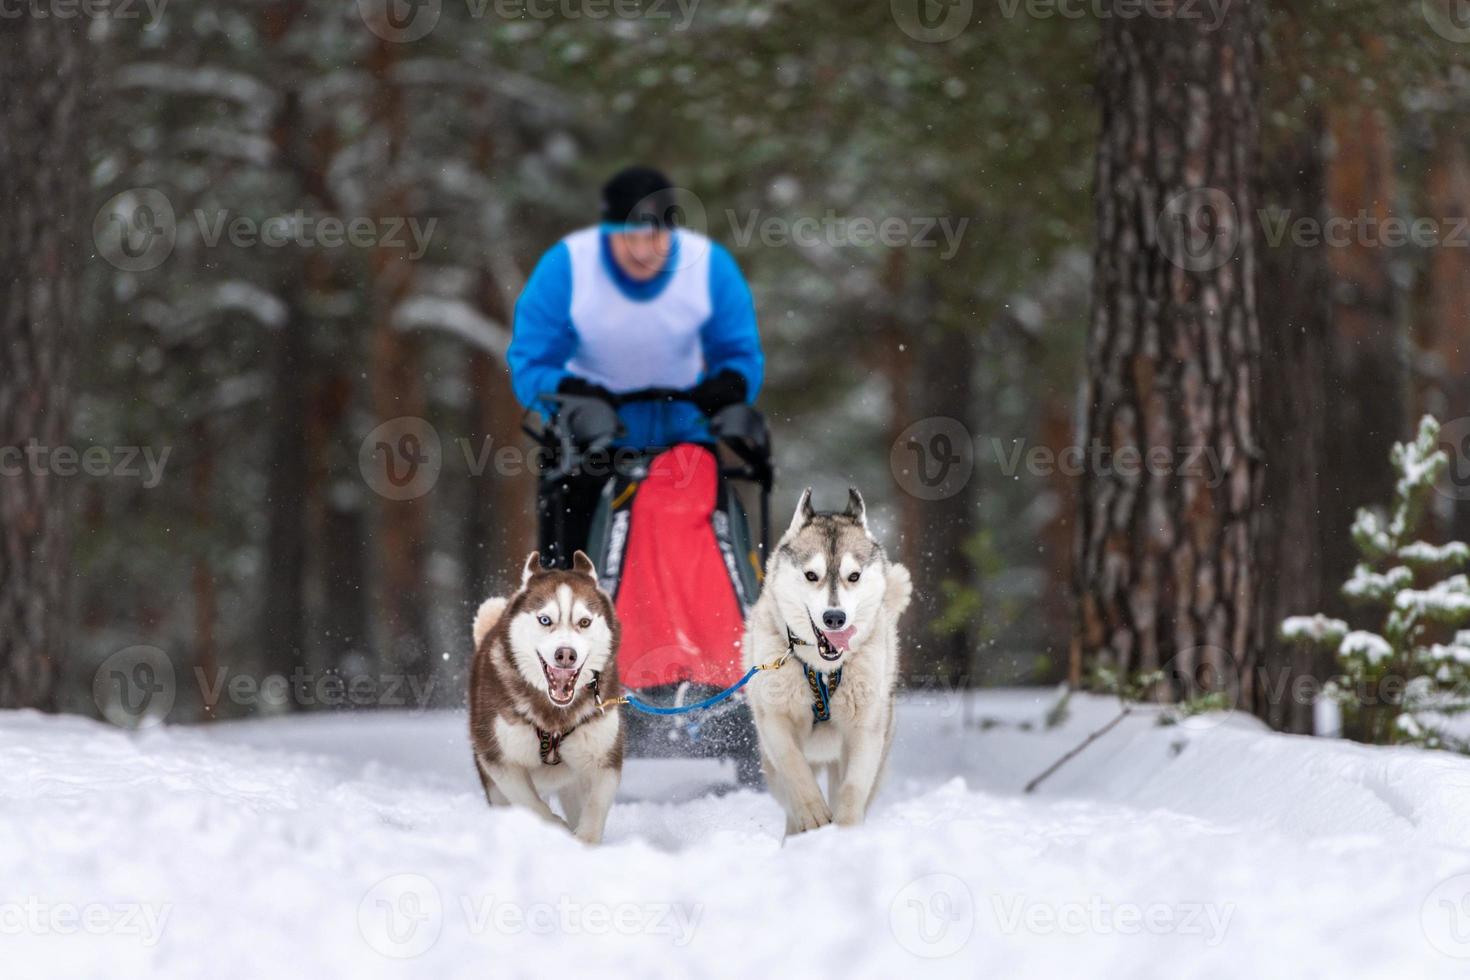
(589, 444, 761, 691)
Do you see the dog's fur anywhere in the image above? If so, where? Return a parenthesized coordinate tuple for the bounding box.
(744, 488, 912, 834)
(468, 550, 623, 844)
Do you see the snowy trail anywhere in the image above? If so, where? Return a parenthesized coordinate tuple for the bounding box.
(7, 691, 1470, 979)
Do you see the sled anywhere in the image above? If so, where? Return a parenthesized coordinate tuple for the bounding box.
(524, 388, 773, 786)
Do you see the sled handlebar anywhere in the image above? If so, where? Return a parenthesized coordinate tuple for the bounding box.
(608, 386, 696, 406)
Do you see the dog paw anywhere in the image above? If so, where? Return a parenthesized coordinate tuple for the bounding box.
(833, 804, 864, 827)
(572, 823, 604, 845)
(790, 795, 832, 833)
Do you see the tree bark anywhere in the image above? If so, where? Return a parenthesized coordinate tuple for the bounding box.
(1320, 105, 1404, 610)
(1255, 110, 1331, 732)
(0, 22, 88, 710)
(1074, 1, 1264, 708)
(1420, 127, 1470, 543)
(367, 35, 432, 684)
(912, 320, 979, 681)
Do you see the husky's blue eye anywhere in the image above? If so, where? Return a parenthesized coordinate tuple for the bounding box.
(847, 571, 860, 583)
(805, 571, 819, 583)
(537, 615, 552, 626)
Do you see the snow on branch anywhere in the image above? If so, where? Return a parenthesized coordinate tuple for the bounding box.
(1280, 615, 1348, 646)
(1398, 540, 1470, 570)
(1393, 575, 1470, 624)
(1343, 564, 1413, 604)
(113, 63, 278, 130)
(392, 296, 509, 357)
(1339, 631, 1393, 666)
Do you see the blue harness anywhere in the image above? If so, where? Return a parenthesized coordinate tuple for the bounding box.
(607, 623, 843, 725)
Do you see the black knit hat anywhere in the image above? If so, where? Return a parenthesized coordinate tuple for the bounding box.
(600, 165, 677, 228)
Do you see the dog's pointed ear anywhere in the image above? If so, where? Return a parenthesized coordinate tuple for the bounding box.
(521, 550, 543, 585)
(787, 487, 815, 535)
(571, 550, 597, 581)
(844, 488, 867, 529)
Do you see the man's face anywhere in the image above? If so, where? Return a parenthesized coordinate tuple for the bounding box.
(608, 228, 673, 282)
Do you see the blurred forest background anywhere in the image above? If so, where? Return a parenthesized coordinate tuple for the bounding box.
(4, 0, 1470, 731)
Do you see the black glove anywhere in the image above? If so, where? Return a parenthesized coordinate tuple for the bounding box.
(690, 370, 747, 417)
(557, 375, 616, 405)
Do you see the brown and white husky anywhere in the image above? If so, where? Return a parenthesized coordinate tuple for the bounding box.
(468, 550, 622, 844)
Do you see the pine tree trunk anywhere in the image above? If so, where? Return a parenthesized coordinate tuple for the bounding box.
(0, 23, 88, 710)
(912, 320, 979, 680)
(1421, 129, 1470, 544)
(367, 35, 432, 685)
(1074, 1, 1264, 705)
(1255, 111, 1331, 732)
(1320, 105, 1404, 610)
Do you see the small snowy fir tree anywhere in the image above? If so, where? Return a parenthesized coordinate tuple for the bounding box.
(1281, 416, 1470, 750)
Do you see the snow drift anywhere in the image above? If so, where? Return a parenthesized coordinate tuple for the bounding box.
(6, 691, 1470, 979)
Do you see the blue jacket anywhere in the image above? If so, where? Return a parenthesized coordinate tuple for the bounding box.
(507, 227, 763, 448)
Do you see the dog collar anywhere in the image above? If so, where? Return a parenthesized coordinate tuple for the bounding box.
(536, 726, 567, 765)
(784, 626, 843, 724)
(530, 670, 605, 766)
(802, 662, 843, 724)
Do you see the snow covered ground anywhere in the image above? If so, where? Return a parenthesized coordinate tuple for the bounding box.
(8, 689, 1470, 979)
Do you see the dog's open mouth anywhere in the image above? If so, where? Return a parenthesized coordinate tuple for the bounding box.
(540, 659, 582, 706)
(815, 625, 856, 660)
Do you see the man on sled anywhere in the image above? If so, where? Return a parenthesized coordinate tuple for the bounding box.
(507, 166, 769, 785)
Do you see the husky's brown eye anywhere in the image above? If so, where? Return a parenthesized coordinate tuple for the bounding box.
(847, 571, 860, 583)
(578, 617, 592, 629)
(805, 571, 819, 583)
(537, 615, 552, 627)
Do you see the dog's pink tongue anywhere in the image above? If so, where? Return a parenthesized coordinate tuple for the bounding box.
(823, 626, 857, 652)
(547, 665, 579, 701)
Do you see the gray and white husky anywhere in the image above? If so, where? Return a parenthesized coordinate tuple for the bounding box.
(744, 488, 912, 834)
(468, 550, 623, 844)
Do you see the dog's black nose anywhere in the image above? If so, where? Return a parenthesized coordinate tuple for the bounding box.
(822, 609, 847, 630)
(553, 646, 578, 668)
